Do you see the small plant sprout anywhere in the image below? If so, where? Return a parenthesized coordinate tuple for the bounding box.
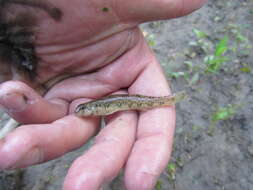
(204, 36, 229, 73)
(155, 180, 163, 190)
(143, 31, 156, 47)
(167, 162, 177, 181)
(168, 71, 188, 79)
(193, 28, 208, 39)
(190, 28, 211, 53)
(240, 67, 251, 73)
(211, 104, 237, 122)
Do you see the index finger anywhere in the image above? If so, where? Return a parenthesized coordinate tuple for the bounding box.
(125, 52, 176, 189)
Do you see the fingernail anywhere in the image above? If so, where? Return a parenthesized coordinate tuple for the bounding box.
(12, 148, 44, 168)
(0, 93, 27, 112)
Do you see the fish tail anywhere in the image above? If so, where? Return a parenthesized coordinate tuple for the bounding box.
(163, 91, 187, 106)
(173, 91, 187, 103)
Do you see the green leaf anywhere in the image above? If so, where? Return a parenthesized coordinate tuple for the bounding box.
(240, 67, 251, 73)
(189, 72, 200, 85)
(193, 29, 207, 39)
(167, 163, 176, 173)
(211, 105, 236, 122)
(215, 36, 229, 57)
(145, 34, 156, 47)
(183, 61, 193, 69)
(236, 33, 247, 42)
(168, 71, 186, 79)
(167, 163, 177, 181)
(155, 180, 162, 190)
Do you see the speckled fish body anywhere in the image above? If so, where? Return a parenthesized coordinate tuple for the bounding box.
(75, 91, 186, 117)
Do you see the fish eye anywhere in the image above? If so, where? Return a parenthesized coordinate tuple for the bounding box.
(75, 105, 85, 113)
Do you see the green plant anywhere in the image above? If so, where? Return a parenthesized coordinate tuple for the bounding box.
(167, 71, 188, 79)
(211, 104, 237, 122)
(227, 23, 251, 50)
(193, 28, 208, 39)
(240, 67, 251, 73)
(204, 36, 229, 73)
(145, 33, 156, 47)
(155, 180, 163, 190)
(167, 163, 176, 181)
(190, 28, 211, 53)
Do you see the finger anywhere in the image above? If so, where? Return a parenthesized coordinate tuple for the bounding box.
(125, 47, 176, 189)
(0, 81, 68, 124)
(0, 115, 99, 169)
(63, 111, 137, 190)
(121, 0, 207, 22)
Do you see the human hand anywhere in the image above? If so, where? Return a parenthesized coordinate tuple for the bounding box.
(0, 0, 206, 189)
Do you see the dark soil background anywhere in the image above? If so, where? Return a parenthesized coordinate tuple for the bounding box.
(1, 0, 253, 189)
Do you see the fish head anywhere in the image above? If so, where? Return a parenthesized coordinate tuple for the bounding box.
(75, 103, 96, 117)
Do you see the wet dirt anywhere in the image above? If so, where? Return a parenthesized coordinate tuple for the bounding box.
(1, 0, 253, 189)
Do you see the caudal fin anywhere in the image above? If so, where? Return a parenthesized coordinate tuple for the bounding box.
(173, 91, 188, 103)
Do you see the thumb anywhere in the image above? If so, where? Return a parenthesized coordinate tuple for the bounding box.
(125, 0, 207, 23)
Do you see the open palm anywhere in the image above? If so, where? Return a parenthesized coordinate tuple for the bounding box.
(0, 0, 206, 189)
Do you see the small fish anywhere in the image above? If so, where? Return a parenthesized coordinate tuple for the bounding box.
(75, 91, 187, 117)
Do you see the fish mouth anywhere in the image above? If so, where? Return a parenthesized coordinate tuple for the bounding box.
(74, 105, 83, 114)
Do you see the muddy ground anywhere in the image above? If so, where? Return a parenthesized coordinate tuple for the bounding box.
(1, 0, 253, 189)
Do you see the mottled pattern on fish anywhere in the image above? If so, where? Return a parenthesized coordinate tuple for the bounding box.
(75, 91, 187, 116)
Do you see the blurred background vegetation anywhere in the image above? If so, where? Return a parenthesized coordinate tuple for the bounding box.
(1, 0, 253, 189)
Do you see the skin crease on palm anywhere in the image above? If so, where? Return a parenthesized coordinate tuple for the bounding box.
(0, 0, 207, 190)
